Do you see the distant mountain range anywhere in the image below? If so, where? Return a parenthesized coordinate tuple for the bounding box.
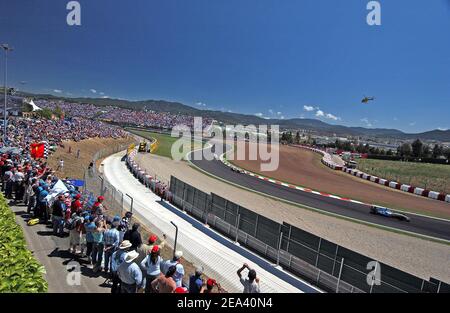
(14, 90, 450, 142)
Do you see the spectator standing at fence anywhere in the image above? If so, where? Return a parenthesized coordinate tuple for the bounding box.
(92, 195, 106, 217)
(117, 250, 143, 293)
(161, 250, 185, 287)
(118, 211, 132, 242)
(123, 223, 142, 251)
(136, 233, 166, 266)
(91, 219, 106, 272)
(103, 216, 120, 274)
(189, 265, 204, 293)
(52, 194, 66, 237)
(151, 265, 177, 293)
(237, 263, 260, 293)
(71, 194, 82, 215)
(111, 240, 132, 293)
(140, 245, 163, 293)
(85, 216, 95, 263)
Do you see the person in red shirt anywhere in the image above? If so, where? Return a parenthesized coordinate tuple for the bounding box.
(71, 194, 83, 215)
(92, 196, 106, 216)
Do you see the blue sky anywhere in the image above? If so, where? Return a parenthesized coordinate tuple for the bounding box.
(1, 0, 449, 132)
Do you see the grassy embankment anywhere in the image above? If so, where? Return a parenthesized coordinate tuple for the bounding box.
(357, 158, 450, 194)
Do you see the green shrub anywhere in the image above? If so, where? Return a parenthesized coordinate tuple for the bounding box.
(0, 194, 48, 292)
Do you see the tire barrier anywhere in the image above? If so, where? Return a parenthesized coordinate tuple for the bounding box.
(298, 145, 450, 204)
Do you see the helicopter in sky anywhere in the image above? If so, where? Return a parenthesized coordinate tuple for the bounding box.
(361, 96, 375, 104)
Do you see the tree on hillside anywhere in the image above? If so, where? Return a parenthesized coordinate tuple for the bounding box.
(411, 139, 423, 158)
(36, 108, 53, 120)
(398, 143, 412, 157)
(432, 144, 444, 158)
(53, 105, 64, 119)
(443, 148, 450, 161)
(295, 131, 301, 144)
(386, 149, 394, 156)
(422, 145, 431, 158)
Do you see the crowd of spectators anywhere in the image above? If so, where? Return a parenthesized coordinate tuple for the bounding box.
(1, 149, 260, 293)
(35, 99, 213, 130)
(1, 116, 127, 151)
(0, 107, 261, 294)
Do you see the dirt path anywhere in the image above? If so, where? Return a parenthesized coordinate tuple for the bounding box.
(134, 152, 450, 284)
(230, 144, 450, 219)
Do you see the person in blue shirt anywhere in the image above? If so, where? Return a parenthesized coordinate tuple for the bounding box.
(91, 220, 106, 272)
(189, 265, 204, 293)
(117, 250, 143, 293)
(51, 194, 66, 236)
(111, 240, 132, 294)
(103, 216, 120, 274)
(37, 187, 49, 222)
(84, 216, 96, 263)
(140, 245, 164, 293)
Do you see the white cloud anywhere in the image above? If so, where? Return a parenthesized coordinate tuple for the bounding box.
(315, 110, 324, 117)
(196, 102, 206, 107)
(53, 89, 62, 93)
(303, 105, 315, 112)
(99, 92, 105, 95)
(90, 89, 97, 94)
(326, 113, 340, 121)
(268, 109, 273, 114)
(101, 96, 109, 99)
(409, 122, 416, 126)
(393, 117, 398, 121)
(277, 111, 282, 115)
(361, 118, 373, 127)
(438, 127, 448, 131)
(255, 113, 264, 117)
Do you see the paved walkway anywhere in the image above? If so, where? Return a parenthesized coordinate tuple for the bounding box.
(102, 151, 322, 293)
(11, 203, 109, 293)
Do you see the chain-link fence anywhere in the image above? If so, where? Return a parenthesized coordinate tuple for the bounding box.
(80, 145, 244, 292)
(168, 175, 449, 294)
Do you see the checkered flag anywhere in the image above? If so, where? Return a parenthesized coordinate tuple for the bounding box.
(42, 141, 49, 159)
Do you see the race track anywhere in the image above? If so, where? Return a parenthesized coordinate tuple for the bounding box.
(189, 146, 450, 242)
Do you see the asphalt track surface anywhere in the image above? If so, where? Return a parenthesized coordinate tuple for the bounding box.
(190, 147, 450, 242)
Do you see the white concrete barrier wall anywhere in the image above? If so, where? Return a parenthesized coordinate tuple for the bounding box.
(400, 185, 410, 192)
(414, 188, 424, 195)
(446, 195, 450, 203)
(389, 181, 398, 188)
(428, 191, 439, 200)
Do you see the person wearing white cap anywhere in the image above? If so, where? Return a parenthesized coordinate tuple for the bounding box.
(111, 240, 132, 294)
(117, 250, 143, 293)
(161, 250, 185, 288)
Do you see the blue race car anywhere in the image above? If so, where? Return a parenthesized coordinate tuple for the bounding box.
(370, 206, 411, 222)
